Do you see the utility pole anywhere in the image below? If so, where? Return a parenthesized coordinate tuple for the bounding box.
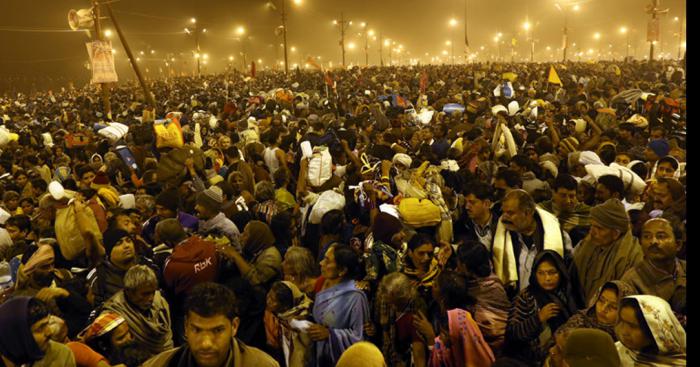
(379, 32, 384, 67)
(646, 0, 668, 63)
(363, 23, 369, 66)
(281, 0, 289, 74)
(104, 3, 155, 108)
(91, 0, 111, 119)
(677, 5, 684, 59)
(335, 13, 350, 67)
(185, 19, 206, 76)
(562, 10, 568, 61)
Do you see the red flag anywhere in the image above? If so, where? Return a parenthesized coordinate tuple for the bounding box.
(324, 72, 334, 89)
(307, 56, 323, 71)
(419, 71, 428, 94)
(250, 61, 256, 78)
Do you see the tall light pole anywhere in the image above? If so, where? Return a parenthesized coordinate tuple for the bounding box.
(235, 26, 247, 71)
(555, 2, 580, 61)
(333, 13, 352, 67)
(675, 8, 684, 59)
(620, 26, 630, 60)
(185, 18, 207, 76)
(379, 32, 384, 67)
(646, 0, 669, 62)
(593, 32, 601, 60)
(267, 0, 301, 74)
(448, 17, 458, 64)
(493, 33, 503, 61)
(362, 24, 374, 67)
(523, 20, 534, 62)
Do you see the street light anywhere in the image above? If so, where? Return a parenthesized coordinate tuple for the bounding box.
(185, 17, 206, 76)
(103, 29, 113, 38)
(619, 26, 630, 60)
(555, 1, 581, 61)
(523, 21, 534, 61)
(448, 18, 458, 64)
(593, 32, 601, 60)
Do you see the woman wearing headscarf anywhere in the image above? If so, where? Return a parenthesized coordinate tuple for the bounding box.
(505, 250, 581, 365)
(264, 281, 313, 367)
(413, 270, 495, 367)
(216, 220, 282, 288)
(561, 280, 636, 341)
(0, 297, 76, 367)
(545, 281, 636, 367)
(615, 295, 686, 367)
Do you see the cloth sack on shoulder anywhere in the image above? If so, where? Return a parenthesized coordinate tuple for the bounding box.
(154, 112, 184, 149)
(585, 163, 646, 196)
(55, 200, 103, 261)
(98, 122, 129, 144)
(157, 146, 205, 185)
(307, 146, 333, 188)
(398, 197, 441, 228)
(309, 189, 345, 224)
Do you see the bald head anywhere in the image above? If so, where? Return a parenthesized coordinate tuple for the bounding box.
(155, 218, 187, 247)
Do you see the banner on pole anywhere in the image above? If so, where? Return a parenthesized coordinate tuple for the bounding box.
(647, 18, 660, 42)
(86, 40, 118, 84)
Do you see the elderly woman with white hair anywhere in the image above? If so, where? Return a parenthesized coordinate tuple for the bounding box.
(102, 265, 173, 359)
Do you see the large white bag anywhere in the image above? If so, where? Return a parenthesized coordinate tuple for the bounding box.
(309, 189, 345, 224)
(585, 163, 647, 196)
(307, 146, 333, 187)
(98, 122, 129, 143)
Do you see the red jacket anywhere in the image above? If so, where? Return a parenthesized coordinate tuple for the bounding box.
(163, 236, 219, 296)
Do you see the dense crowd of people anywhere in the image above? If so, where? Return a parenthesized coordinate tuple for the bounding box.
(0, 59, 686, 367)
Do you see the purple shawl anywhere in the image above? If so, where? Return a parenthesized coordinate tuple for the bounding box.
(312, 280, 369, 366)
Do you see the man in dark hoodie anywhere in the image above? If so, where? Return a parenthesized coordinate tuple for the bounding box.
(156, 218, 219, 346)
(88, 228, 158, 307)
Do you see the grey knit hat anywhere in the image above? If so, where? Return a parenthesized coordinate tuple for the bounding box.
(197, 186, 223, 213)
(590, 198, 629, 233)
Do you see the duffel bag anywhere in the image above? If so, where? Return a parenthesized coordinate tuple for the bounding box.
(398, 197, 442, 228)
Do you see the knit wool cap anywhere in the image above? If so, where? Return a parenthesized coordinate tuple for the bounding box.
(590, 198, 629, 233)
(155, 189, 180, 212)
(564, 328, 621, 367)
(560, 136, 580, 155)
(648, 139, 670, 158)
(197, 186, 224, 213)
(102, 228, 130, 258)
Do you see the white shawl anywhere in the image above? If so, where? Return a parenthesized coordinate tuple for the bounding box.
(491, 207, 564, 287)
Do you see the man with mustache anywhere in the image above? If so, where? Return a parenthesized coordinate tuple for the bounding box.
(491, 190, 573, 297)
(621, 218, 686, 320)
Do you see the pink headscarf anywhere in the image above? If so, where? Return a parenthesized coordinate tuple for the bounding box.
(430, 309, 495, 367)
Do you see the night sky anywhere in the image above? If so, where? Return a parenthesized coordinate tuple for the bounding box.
(0, 0, 686, 90)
